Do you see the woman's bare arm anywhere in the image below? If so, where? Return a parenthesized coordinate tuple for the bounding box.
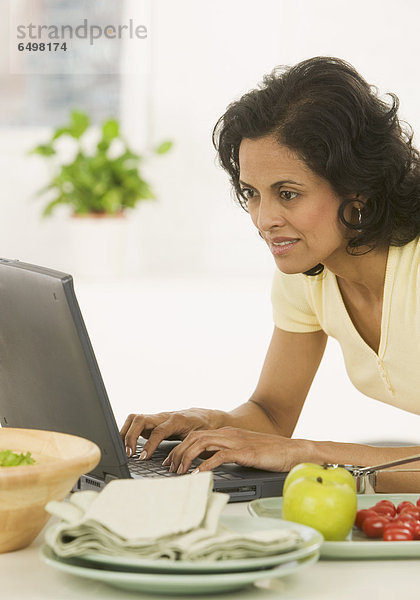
(224, 326, 328, 436)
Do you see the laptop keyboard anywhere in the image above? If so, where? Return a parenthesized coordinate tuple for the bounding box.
(128, 444, 243, 480)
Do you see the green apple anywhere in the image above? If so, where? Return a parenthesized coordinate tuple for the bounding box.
(283, 462, 356, 496)
(282, 475, 357, 541)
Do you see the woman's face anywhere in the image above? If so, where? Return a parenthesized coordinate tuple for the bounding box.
(238, 136, 351, 274)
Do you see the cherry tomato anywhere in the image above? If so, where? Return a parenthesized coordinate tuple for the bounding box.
(399, 506, 420, 520)
(362, 515, 390, 538)
(383, 527, 414, 541)
(416, 498, 420, 508)
(373, 503, 396, 518)
(397, 501, 415, 513)
(391, 517, 417, 533)
(355, 509, 378, 530)
(413, 523, 420, 540)
(376, 500, 395, 507)
(375, 500, 396, 511)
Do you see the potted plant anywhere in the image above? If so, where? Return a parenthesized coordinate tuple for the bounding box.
(29, 110, 172, 280)
(30, 109, 172, 217)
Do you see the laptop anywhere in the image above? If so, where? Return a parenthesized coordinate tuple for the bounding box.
(0, 258, 287, 502)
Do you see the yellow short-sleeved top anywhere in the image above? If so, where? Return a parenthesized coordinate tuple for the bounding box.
(271, 236, 420, 415)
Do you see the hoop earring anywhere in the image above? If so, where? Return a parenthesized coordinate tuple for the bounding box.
(357, 208, 362, 233)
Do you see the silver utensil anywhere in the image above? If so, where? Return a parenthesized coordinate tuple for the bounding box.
(326, 452, 420, 494)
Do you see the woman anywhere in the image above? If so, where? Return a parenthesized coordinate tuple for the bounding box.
(121, 57, 420, 489)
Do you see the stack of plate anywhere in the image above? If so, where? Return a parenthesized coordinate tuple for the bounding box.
(40, 515, 322, 595)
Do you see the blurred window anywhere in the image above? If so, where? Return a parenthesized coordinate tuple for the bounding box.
(0, 0, 122, 127)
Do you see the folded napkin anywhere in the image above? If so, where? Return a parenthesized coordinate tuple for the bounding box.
(45, 472, 302, 561)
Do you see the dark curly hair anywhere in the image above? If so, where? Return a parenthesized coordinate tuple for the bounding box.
(212, 56, 420, 275)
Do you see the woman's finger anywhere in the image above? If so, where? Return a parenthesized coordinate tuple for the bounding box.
(140, 413, 197, 459)
(169, 431, 236, 473)
(122, 414, 149, 456)
(140, 420, 181, 459)
(192, 448, 248, 473)
(123, 414, 169, 456)
(119, 413, 136, 439)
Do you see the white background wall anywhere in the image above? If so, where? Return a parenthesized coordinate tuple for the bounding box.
(1, 0, 420, 444)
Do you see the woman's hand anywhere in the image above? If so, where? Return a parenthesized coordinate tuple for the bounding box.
(162, 427, 307, 474)
(120, 408, 226, 458)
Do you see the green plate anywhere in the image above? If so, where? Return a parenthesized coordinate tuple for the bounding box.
(40, 545, 320, 595)
(248, 493, 420, 559)
(74, 515, 323, 573)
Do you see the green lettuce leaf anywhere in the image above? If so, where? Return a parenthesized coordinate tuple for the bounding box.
(0, 449, 36, 467)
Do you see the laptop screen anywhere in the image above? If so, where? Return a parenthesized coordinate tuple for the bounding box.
(0, 258, 129, 481)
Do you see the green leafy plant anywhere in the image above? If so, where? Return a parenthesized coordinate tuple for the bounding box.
(30, 110, 172, 216)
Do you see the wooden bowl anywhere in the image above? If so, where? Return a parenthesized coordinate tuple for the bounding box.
(0, 428, 101, 553)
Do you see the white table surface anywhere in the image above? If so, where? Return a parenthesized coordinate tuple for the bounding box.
(1, 500, 419, 600)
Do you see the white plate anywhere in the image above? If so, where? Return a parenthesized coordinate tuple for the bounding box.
(249, 493, 420, 559)
(73, 515, 323, 573)
(40, 545, 320, 595)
